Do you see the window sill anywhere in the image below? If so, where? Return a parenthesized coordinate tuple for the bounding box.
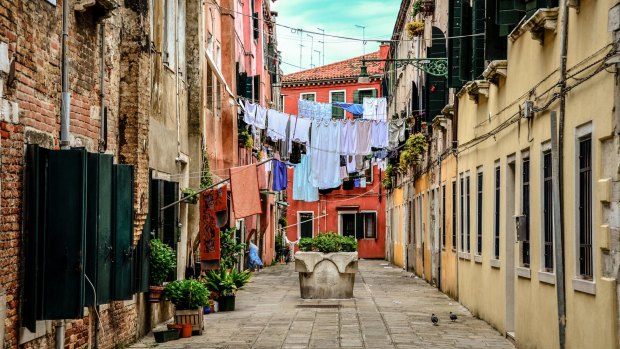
(509, 7, 559, 44)
(474, 254, 482, 263)
(19, 321, 53, 345)
(516, 266, 531, 279)
(458, 251, 471, 260)
(572, 278, 596, 295)
(538, 271, 556, 285)
(490, 258, 500, 269)
(482, 60, 507, 84)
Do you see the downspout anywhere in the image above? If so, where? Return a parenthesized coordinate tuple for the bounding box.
(60, 0, 70, 149)
(175, 2, 181, 159)
(556, 0, 569, 348)
(99, 23, 106, 153)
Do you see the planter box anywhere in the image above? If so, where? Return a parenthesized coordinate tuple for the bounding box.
(218, 295, 235, 312)
(295, 252, 358, 299)
(174, 308, 204, 335)
(154, 329, 179, 343)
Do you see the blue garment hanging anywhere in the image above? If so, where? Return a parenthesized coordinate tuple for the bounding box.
(333, 102, 364, 116)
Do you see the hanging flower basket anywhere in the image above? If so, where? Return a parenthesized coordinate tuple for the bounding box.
(420, 0, 435, 16)
(405, 21, 425, 39)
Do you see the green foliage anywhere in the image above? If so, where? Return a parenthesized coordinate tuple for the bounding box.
(201, 148, 213, 189)
(220, 228, 245, 271)
(181, 187, 199, 204)
(164, 278, 210, 310)
(399, 133, 428, 172)
(298, 232, 358, 253)
(278, 217, 287, 227)
(405, 21, 425, 39)
(238, 127, 253, 150)
(382, 163, 393, 189)
(150, 239, 177, 286)
(411, 0, 422, 17)
(202, 269, 251, 298)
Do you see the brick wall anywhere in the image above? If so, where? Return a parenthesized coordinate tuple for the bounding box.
(0, 0, 150, 348)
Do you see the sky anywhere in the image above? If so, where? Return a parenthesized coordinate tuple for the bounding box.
(271, 0, 402, 75)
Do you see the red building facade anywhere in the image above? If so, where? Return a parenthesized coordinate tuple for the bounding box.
(282, 48, 388, 259)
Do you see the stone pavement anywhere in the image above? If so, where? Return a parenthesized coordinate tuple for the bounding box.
(131, 260, 514, 349)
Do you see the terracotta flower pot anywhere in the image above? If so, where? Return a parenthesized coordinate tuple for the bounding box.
(180, 323, 192, 338)
(148, 285, 165, 303)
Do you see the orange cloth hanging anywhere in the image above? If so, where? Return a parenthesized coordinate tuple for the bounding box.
(229, 164, 262, 218)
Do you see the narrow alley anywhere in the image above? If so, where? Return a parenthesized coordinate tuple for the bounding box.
(131, 260, 513, 349)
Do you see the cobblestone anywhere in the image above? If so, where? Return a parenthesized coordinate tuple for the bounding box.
(131, 260, 514, 349)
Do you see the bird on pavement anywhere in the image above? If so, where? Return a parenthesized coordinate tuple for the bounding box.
(431, 314, 439, 326)
(450, 312, 458, 322)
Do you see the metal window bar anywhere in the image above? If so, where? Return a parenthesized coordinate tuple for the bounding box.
(452, 181, 457, 249)
(522, 157, 530, 267)
(466, 176, 471, 253)
(494, 167, 500, 259)
(442, 184, 446, 248)
(477, 173, 483, 255)
(543, 151, 554, 271)
(579, 137, 592, 279)
(460, 177, 465, 251)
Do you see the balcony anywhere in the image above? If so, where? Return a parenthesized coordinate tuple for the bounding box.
(509, 8, 559, 44)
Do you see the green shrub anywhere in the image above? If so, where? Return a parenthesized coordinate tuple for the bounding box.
(202, 269, 251, 298)
(164, 279, 210, 310)
(150, 239, 177, 286)
(297, 232, 358, 253)
(220, 228, 245, 270)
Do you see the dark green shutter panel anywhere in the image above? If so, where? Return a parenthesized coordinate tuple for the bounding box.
(253, 12, 259, 39)
(43, 149, 88, 319)
(471, 0, 486, 79)
(244, 75, 253, 100)
(458, 1, 472, 83)
(448, 0, 466, 88)
(112, 165, 134, 300)
(353, 90, 360, 104)
(163, 181, 179, 280)
(253, 75, 261, 102)
(497, 0, 526, 33)
(425, 27, 448, 124)
(85, 153, 113, 306)
(485, 0, 507, 61)
(150, 179, 165, 240)
(355, 213, 364, 240)
(411, 81, 419, 115)
(133, 229, 150, 294)
(22, 145, 45, 331)
(371, 89, 377, 98)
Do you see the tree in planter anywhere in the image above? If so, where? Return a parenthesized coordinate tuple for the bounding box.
(149, 239, 177, 302)
(219, 228, 245, 271)
(164, 279, 210, 310)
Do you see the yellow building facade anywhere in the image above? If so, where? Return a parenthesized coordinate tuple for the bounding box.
(455, 1, 619, 348)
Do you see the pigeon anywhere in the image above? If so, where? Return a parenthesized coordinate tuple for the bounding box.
(450, 312, 458, 322)
(431, 313, 439, 326)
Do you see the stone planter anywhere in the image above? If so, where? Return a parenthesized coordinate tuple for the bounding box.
(295, 252, 358, 299)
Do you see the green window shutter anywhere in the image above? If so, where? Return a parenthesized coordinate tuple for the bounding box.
(458, 0, 473, 83)
(486, 0, 508, 61)
(497, 0, 526, 28)
(426, 27, 448, 123)
(448, 0, 465, 88)
(331, 91, 345, 118)
(355, 213, 364, 240)
(133, 228, 150, 294)
(43, 148, 88, 319)
(112, 164, 135, 301)
(253, 75, 261, 102)
(163, 181, 179, 281)
(371, 89, 377, 98)
(471, 0, 486, 79)
(244, 75, 253, 100)
(353, 90, 360, 104)
(85, 153, 113, 306)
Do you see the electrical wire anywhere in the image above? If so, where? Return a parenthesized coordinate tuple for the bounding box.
(84, 275, 105, 339)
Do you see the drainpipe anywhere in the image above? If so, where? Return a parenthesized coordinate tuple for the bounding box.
(55, 320, 65, 349)
(555, 0, 569, 348)
(60, 0, 70, 149)
(99, 23, 106, 153)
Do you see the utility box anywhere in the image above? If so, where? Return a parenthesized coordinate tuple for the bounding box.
(515, 215, 527, 241)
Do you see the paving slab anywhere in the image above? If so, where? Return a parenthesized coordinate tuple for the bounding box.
(130, 260, 514, 349)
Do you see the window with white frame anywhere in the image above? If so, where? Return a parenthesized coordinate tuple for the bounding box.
(298, 212, 314, 239)
(452, 179, 457, 250)
(521, 152, 530, 267)
(577, 132, 593, 279)
(330, 90, 346, 118)
(300, 92, 315, 101)
(542, 147, 553, 272)
(466, 173, 471, 253)
(460, 174, 465, 251)
(476, 168, 483, 256)
(361, 212, 377, 239)
(494, 162, 500, 259)
(339, 212, 356, 237)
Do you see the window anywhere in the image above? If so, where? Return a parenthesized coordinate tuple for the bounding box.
(522, 156, 530, 267)
(466, 175, 471, 253)
(330, 91, 345, 118)
(477, 171, 483, 255)
(578, 136, 592, 279)
(216, 80, 222, 116)
(340, 213, 356, 237)
(354, 88, 376, 104)
(300, 93, 315, 101)
(409, 200, 415, 245)
(164, 0, 175, 68)
(298, 212, 314, 239)
(206, 67, 214, 111)
(442, 184, 446, 248)
(460, 176, 465, 251)
(177, 0, 186, 77)
(494, 165, 500, 259)
(452, 180, 457, 250)
(215, 42, 221, 69)
(543, 151, 553, 271)
(361, 212, 377, 239)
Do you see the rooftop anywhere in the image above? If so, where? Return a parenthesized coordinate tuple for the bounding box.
(282, 51, 382, 84)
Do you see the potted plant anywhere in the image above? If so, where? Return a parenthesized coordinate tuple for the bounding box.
(202, 269, 251, 311)
(295, 232, 358, 299)
(405, 20, 425, 38)
(399, 133, 428, 173)
(164, 279, 210, 335)
(181, 187, 199, 204)
(149, 239, 177, 302)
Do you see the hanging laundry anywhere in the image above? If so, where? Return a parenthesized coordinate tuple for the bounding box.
(289, 115, 311, 146)
(229, 164, 262, 218)
(340, 166, 348, 180)
(360, 177, 367, 188)
(272, 159, 288, 191)
(199, 185, 228, 268)
(293, 154, 319, 202)
(346, 155, 356, 174)
(340, 120, 357, 155)
(371, 121, 389, 148)
(332, 102, 364, 117)
(355, 155, 365, 172)
(310, 120, 342, 189)
(267, 110, 289, 141)
(356, 121, 372, 155)
(389, 119, 406, 149)
(298, 99, 331, 119)
(243, 100, 257, 125)
(257, 161, 269, 190)
(354, 178, 361, 188)
(255, 106, 267, 129)
(289, 142, 303, 164)
(362, 97, 388, 121)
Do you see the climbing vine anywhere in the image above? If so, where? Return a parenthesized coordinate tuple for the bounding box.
(201, 147, 213, 189)
(399, 133, 428, 172)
